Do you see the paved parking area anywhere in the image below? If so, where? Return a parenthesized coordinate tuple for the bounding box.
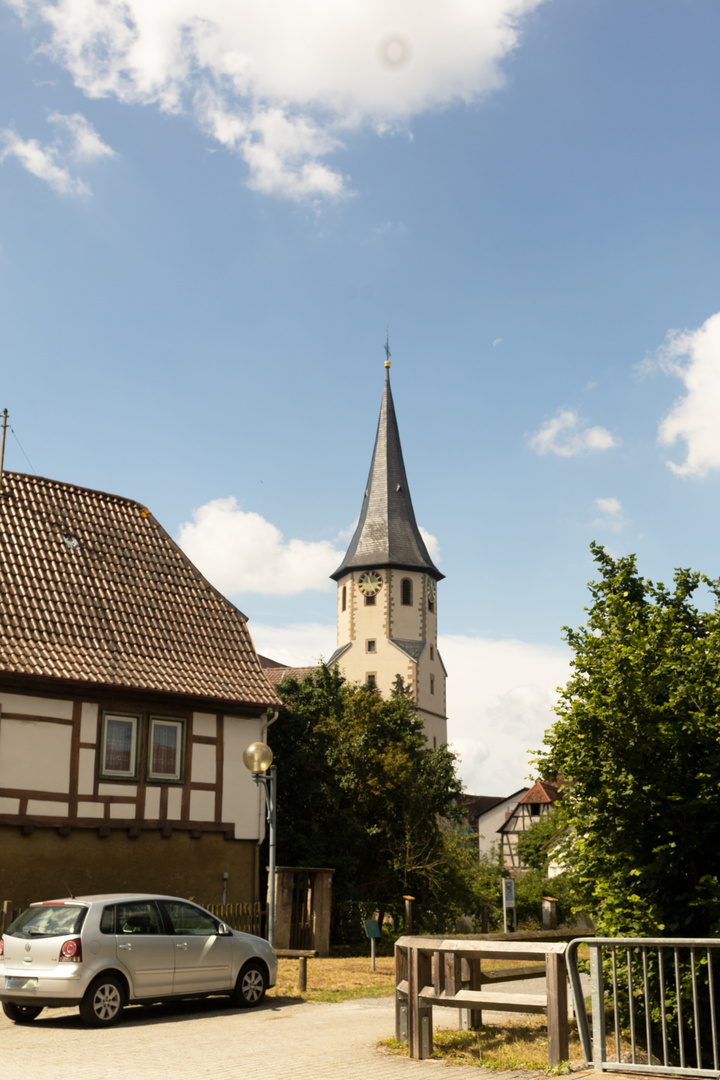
(1, 993, 544, 1080)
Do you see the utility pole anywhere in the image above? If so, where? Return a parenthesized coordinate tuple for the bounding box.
(0, 409, 8, 489)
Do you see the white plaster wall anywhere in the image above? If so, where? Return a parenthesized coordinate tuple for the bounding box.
(80, 702, 98, 743)
(0, 719, 72, 793)
(192, 712, 217, 738)
(166, 787, 183, 819)
(476, 793, 528, 857)
(222, 715, 264, 840)
(190, 789, 216, 822)
(77, 748, 96, 795)
(98, 783, 137, 797)
(0, 796, 20, 813)
(0, 692, 72, 720)
(26, 800, 68, 815)
(191, 743, 216, 785)
(77, 802, 105, 817)
(109, 802, 136, 819)
(144, 787, 161, 819)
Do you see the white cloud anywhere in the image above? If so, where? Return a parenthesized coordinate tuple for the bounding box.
(419, 526, 440, 562)
(593, 496, 624, 532)
(0, 111, 115, 195)
(249, 621, 338, 666)
(656, 311, 720, 478)
(529, 408, 619, 458)
(441, 634, 571, 794)
(177, 496, 345, 596)
(9, 0, 547, 201)
(48, 111, 116, 161)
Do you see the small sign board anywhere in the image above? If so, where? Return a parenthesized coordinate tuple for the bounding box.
(363, 919, 381, 939)
(503, 878, 516, 908)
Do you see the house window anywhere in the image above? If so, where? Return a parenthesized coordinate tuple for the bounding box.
(430, 645, 434, 660)
(341, 585, 347, 612)
(367, 674, 377, 689)
(428, 597, 434, 614)
(365, 594, 376, 606)
(366, 640, 376, 653)
(148, 717, 185, 782)
(401, 578, 412, 605)
(100, 713, 139, 779)
(530, 803, 541, 816)
(430, 675, 435, 695)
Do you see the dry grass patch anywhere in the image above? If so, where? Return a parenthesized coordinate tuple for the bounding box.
(381, 1016, 583, 1073)
(267, 956, 396, 1002)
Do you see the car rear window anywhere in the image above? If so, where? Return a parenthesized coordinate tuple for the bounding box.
(6, 903, 88, 938)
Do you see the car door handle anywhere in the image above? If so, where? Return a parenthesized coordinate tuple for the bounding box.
(176, 943, 188, 950)
(118, 943, 132, 951)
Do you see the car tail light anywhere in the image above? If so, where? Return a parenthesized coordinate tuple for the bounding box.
(0, 940, 4, 959)
(59, 937, 82, 963)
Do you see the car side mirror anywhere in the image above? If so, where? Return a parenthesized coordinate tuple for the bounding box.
(218, 923, 233, 936)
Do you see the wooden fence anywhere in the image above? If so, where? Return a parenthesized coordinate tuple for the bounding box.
(395, 934, 570, 1066)
(1, 900, 263, 937)
(203, 902, 263, 936)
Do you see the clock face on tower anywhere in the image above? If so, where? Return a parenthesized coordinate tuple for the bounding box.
(427, 579, 436, 602)
(358, 570, 383, 597)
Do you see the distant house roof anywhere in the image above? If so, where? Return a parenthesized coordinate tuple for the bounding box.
(258, 655, 321, 686)
(459, 789, 529, 832)
(518, 780, 563, 805)
(0, 471, 281, 710)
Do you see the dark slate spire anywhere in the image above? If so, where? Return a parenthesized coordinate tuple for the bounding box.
(331, 358, 443, 582)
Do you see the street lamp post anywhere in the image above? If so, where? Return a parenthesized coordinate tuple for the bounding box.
(243, 741, 277, 947)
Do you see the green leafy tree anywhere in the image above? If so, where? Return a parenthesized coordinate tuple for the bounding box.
(269, 665, 479, 932)
(515, 808, 563, 871)
(536, 543, 720, 937)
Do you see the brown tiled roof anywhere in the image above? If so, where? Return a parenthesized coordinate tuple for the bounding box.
(0, 471, 281, 709)
(519, 780, 563, 805)
(264, 665, 320, 686)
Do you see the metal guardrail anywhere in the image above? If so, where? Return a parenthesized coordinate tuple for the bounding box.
(567, 937, 720, 1078)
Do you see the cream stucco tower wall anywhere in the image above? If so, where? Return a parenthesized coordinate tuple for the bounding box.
(328, 361, 447, 748)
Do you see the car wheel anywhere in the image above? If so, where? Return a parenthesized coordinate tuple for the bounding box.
(2, 1002, 43, 1023)
(233, 961, 267, 1008)
(79, 975, 126, 1026)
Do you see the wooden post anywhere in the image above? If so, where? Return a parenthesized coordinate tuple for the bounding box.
(546, 951, 569, 1065)
(298, 955, 307, 991)
(408, 947, 433, 1060)
(469, 957, 483, 1031)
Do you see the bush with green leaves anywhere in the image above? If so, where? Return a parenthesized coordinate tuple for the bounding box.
(536, 543, 720, 938)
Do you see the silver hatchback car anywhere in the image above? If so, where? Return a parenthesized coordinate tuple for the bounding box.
(0, 893, 277, 1026)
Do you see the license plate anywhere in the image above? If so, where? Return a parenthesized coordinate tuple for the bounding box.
(6, 977, 38, 990)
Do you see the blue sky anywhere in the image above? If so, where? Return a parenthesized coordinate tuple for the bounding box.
(3, 0, 720, 793)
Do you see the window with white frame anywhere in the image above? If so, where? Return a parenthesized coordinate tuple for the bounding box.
(101, 713, 140, 779)
(148, 717, 185, 782)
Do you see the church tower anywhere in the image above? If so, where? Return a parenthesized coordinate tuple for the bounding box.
(328, 353, 447, 748)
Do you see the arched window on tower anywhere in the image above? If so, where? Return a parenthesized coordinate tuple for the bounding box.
(401, 578, 412, 606)
(341, 585, 347, 612)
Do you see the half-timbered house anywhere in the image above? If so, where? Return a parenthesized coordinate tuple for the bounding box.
(498, 779, 563, 871)
(0, 471, 281, 907)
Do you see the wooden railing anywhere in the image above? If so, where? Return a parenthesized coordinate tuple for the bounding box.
(204, 902, 263, 936)
(395, 934, 571, 1066)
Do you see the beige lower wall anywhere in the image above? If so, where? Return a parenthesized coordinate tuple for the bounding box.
(0, 825, 257, 910)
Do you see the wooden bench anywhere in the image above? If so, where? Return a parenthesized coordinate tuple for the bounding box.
(274, 948, 318, 991)
(395, 935, 570, 1066)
